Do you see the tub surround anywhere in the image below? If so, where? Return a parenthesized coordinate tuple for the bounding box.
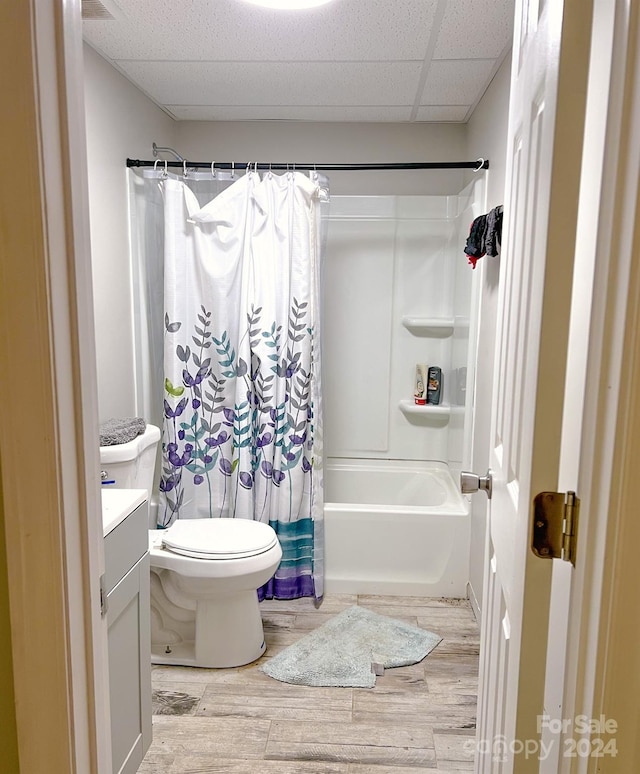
(323, 185, 482, 475)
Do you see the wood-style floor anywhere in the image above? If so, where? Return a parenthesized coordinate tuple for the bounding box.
(139, 593, 480, 773)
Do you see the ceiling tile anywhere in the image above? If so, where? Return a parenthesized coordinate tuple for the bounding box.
(117, 60, 424, 107)
(434, 0, 515, 60)
(420, 59, 497, 106)
(166, 105, 414, 121)
(82, 0, 516, 123)
(414, 105, 471, 122)
(83, 0, 436, 62)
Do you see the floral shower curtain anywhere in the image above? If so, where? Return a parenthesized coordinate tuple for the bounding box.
(157, 171, 326, 600)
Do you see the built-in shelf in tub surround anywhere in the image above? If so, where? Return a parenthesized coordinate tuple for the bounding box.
(398, 399, 451, 417)
(401, 316, 455, 336)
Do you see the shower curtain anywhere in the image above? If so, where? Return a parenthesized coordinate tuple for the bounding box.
(148, 169, 326, 601)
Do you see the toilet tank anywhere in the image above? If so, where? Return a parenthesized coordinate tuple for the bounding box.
(99, 424, 161, 498)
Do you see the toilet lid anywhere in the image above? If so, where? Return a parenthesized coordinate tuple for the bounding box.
(161, 518, 278, 560)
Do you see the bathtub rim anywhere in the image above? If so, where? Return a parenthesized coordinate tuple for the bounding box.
(323, 457, 469, 516)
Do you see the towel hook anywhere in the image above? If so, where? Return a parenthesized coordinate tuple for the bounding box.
(473, 158, 485, 172)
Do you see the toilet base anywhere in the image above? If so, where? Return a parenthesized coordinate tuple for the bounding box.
(151, 577, 268, 668)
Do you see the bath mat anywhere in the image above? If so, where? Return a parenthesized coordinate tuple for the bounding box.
(259, 605, 441, 688)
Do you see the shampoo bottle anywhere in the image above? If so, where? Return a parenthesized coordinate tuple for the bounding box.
(426, 366, 442, 405)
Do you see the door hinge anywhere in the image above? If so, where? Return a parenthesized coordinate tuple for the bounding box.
(100, 573, 108, 617)
(531, 491, 579, 565)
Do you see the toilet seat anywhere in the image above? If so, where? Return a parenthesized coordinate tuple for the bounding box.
(161, 518, 278, 560)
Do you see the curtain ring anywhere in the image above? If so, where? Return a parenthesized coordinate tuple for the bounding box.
(473, 158, 485, 172)
(154, 159, 161, 174)
(183, 160, 188, 178)
(231, 161, 235, 178)
(211, 161, 217, 179)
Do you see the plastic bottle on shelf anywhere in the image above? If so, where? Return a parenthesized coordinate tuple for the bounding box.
(426, 366, 442, 405)
(414, 364, 428, 405)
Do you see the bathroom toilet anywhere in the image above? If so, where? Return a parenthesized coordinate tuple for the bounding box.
(99, 423, 282, 669)
(149, 518, 282, 668)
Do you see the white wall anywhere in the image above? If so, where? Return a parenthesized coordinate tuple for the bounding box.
(175, 121, 467, 196)
(464, 54, 512, 615)
(83, 44, 176, 421)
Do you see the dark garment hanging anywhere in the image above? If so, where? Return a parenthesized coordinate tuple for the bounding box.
(485, 205, 503, 257)
(464, 205, 503, 269)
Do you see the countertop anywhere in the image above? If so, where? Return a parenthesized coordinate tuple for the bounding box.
(102, 488, 148, 536)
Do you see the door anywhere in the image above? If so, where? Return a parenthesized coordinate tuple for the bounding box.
(475, 0, 595, 770)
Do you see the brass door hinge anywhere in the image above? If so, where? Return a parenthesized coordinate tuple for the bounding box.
(531, 491, 579, 565)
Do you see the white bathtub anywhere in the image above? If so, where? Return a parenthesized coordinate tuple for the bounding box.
(323, 459, 470, 597)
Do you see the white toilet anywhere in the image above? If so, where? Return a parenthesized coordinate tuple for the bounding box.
(99, 423, 282, 669)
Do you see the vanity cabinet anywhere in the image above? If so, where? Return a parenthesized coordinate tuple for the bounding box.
(103, 493, 152, 774)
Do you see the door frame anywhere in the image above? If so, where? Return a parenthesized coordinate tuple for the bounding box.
(559, 1, 640, 769)
(0, 1, 110, 771)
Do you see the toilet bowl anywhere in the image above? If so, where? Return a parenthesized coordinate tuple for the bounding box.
(149, 518, 282, 668)
(99, 423, 282, 669)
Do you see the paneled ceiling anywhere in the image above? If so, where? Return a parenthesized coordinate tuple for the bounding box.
(82, 0, 514, 123)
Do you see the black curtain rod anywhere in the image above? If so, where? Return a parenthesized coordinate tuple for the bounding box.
(126, 158, 489, 172)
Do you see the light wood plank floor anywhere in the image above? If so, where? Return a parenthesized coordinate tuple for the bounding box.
(140, 594, 479, 773)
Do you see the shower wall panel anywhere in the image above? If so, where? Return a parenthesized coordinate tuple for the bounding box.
(323, 194, 478, 464)
(323, 219, 395, 455)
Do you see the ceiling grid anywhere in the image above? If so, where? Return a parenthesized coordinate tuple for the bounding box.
(83, 0, 514, 123)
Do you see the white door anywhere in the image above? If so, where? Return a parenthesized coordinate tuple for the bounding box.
(475, 0, 596, 770)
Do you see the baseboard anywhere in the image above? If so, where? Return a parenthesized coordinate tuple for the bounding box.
(467, 581, 481, 623)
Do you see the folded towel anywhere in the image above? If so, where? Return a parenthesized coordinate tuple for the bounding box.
(99, 417, 147, 446)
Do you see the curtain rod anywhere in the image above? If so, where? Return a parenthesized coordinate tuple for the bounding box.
(126, 158, 489, 172)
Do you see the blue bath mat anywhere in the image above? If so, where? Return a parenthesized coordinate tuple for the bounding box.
(260, 605, 441, 688)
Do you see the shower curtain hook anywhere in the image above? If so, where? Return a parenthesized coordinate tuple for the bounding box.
(231, 161, 235, 179)
(154, 159, 161, 175)
(473, 158, 485, 172)
(211, 161, 216, 179)
(183, 160, 188, 178)
(163, 160, 168, 178)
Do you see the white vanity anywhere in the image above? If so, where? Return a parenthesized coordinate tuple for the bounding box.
(102, 489, 152, 774)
